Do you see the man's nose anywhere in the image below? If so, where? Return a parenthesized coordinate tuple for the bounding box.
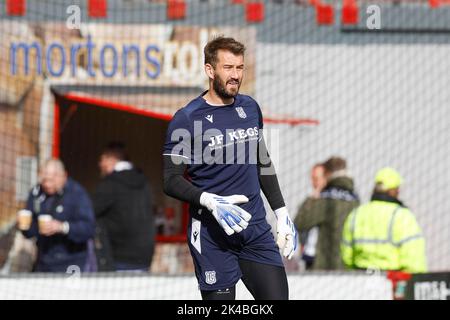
(230, 68, 239, 79)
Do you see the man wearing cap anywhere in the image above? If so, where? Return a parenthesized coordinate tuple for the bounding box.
(341, 168, 427, 273)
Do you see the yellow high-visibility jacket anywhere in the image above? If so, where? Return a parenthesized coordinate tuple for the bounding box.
(341, 200, 427, 273)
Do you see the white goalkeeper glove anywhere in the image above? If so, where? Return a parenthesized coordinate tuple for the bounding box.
(200, 192, 252, 236)
(274, 207, 298, 260)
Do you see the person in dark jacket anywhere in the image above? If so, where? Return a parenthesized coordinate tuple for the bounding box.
(93, 142, 155, 272)
(297, 163, 327, 270)
(294, 156, 359, 270)
(20, 159, 96, 272)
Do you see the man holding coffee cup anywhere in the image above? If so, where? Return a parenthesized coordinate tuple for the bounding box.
(18, 159, 96, 272)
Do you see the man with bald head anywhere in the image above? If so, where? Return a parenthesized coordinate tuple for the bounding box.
(19, 159, 96, 272)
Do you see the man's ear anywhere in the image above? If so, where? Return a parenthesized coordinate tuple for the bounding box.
(204, 63, 214, 80)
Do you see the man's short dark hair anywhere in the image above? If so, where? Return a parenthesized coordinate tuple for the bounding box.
(322, 156, 347, 174)
(204, 36, 246, 68)
(102, 141, 128, 161)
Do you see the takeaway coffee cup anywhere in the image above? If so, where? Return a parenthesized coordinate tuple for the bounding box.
(17, 209, 32, 230)
(38, 214, 53, 234)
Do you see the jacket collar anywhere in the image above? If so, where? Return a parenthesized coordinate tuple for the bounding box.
(114, 161, 133, 172)
(371, 192, 405, 207)
(324, 176, 355, 192)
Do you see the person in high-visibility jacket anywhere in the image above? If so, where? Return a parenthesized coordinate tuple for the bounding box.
(341, 167, 427, 273)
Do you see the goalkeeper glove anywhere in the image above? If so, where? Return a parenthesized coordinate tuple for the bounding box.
(200, 192, 252, 236)
(274, 207, 298, 259)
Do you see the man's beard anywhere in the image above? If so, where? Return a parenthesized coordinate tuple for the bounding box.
(213, 76, 240, 100)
